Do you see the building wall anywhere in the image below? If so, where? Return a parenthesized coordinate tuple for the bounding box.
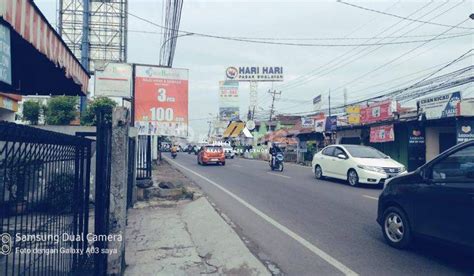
(425, 126, 456, 162)
(0, 108, 15, 121)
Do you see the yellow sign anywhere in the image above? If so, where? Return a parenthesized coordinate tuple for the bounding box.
(346, 105, 360, 125)
(0, 95, 18, 112)
(346, 105, 360, 114)
(223, 122, 245, 138)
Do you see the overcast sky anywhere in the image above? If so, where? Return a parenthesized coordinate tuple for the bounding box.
(38, 0, 473, 137)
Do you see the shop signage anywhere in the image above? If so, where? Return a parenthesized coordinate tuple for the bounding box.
(325, 115, 337, 132)
(219, 80, 240, 121)
(0, 24, 11, 85)
(95, 63, 132, 98)
(418, 91, 461, 120)
(407, 125, 425, 171)
(370, 124, 395, 143)
(360, 100, 397, 124)
(456, 117, 474, 143)
(225, 66, 284, 82)
(301, 117, 314, 128)
(134, 66, 188, 136)
(456, 98, 474, 116)
(313, 95, 321, 105)
(313, 112, 326, 132)
(346, 105, 361, 125)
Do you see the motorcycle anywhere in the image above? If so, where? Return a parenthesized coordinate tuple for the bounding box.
(270, 152, 284, 172)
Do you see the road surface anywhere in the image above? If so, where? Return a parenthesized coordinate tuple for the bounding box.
(165, 154, 473, 275)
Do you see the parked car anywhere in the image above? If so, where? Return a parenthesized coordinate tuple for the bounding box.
(312, 144, 406, 187)
(223, 146, 235, 159)
(197, 145, 226, 166)
(377, 140, 474, 250)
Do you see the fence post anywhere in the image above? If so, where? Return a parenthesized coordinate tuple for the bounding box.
(107, 107, 130, 275)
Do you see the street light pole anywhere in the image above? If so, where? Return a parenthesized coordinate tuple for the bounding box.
(159, 33, 194, 66)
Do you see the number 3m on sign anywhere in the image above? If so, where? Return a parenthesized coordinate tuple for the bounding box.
(134, 66, 189, 136)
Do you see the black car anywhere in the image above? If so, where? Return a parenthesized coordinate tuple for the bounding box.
(377, 140, 474, 250)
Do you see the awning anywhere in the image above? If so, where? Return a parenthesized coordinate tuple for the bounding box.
(0, 0, 89, 96)
(223, 122, 245, 138)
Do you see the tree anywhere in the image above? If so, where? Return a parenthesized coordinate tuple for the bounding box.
(22, 100, 41, 125)
(44, 96, 78, 125)
(81, 97, 117, 126)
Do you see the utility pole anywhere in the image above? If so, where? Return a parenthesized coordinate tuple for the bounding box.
(207, 120, 212, 139)
(268, 89, 282, 121)
(328, 89, 331, 117)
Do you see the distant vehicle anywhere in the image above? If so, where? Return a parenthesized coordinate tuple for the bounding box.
(223, 145, 235, 159)
(377, 140, 474, 250)
(197, 145, 225, 166)
(312, 144, 406, 187)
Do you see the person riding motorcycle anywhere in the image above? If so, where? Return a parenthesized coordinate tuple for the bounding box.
(171, 145, 178, 158)
(269, 143, 282, 168)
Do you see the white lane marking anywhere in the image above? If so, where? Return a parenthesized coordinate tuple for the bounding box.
(267, 172, 291, 179)
(363, 195, 379, 201)
(166, 157, 358, 276)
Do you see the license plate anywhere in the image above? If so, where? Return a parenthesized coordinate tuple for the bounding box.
(211, 158, 218, 161)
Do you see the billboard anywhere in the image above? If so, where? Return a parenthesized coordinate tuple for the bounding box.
(301, 117, 315, 128)
(219, 81, 239, 121)
(134, 66, 188, 136)
(225, 66, 284, 82)
(95, 63, 132, 98)
(370, 124, 395, 143)
(418, 92, 461, 120)
(360, 100, 397, 124)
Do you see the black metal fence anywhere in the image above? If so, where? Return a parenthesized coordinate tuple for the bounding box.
(0, 122, 92, 275)
(136, 136, 151, 181)
(127, 138, 136, 208)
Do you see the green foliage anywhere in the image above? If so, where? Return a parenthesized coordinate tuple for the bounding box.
(44, 96, 78, 125)
(22, 100, 41, 125)
(81, 97, 117, 126)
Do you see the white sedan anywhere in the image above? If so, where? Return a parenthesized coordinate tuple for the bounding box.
(312, 144, 406, 187)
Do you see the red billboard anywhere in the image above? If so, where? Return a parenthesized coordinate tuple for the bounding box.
(134, 66, 188, 136)
(370, 124, 395, 143)
(360, 100, 397, 124)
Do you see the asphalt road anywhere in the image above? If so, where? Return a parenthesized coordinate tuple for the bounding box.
(165, 153, 474, 276)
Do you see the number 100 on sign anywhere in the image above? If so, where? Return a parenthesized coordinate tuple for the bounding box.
(150, 107, 173, 121)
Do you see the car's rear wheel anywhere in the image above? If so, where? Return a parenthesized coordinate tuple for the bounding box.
(382, 206, 412, 249)
(347, 169, 359, 187)
(314, 165, 323, 179)
(221, 161, 226, 166)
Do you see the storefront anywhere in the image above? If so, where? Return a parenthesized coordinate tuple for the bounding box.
(0, 92, 20, 121)
(0, 0, 89, 96)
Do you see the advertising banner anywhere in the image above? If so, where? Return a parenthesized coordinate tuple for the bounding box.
(0, 94, 17, 112)
(457, 117, 474, 143)
(456, 99, 474, 116)
(408, 125, 425, 171)
(360, 100, 396, 124)
(219, 81, 239, 121)
(225, 66, 284, 82)
(370, 124, 395, 143)
(325, 115, 337, 132)
(95, 63, 133, 98)
(134, 66, 188, 136)
(301, 117, 315, 128)
(346, 105, 361, 125)
(418, 91, 461, 120)
(0, 24, 11, 85)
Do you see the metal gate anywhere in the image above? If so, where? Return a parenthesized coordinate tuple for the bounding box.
(0, 122, 92, 275)
(136, 136, 151, 181)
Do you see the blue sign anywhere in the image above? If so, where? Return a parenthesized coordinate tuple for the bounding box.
(0, 24, 11, 85)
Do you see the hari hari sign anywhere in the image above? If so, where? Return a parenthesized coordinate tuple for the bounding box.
(226, 66, 284, 82)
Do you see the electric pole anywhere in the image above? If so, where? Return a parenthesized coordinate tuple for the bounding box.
(328, 89, 331, 117)
(268, 89, 282, 121)
(207, 120, 212, 139)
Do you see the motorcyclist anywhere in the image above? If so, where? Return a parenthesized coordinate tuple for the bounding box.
(171, 145, 178, 157)
(269, 143, 282, 168)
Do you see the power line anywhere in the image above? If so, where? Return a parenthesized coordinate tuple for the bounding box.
(337, 0, 474, 30)
(268, 90, 282, 121)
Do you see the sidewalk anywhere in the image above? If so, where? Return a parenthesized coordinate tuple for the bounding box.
(124, 161, 269, 276)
